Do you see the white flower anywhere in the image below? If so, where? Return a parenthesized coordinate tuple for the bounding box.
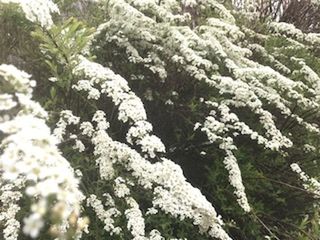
(125, 197, 145, 239)
(87, 194, 122, 235)
(0, 94, 17, 111)
(114, 177, 130, 198)
(48, 77, 57, 82)
(0, 0, 59, 29)
(0, 64, 84, 239)
(140, 135, 166, 158)
(80, 121, 95, 137)
(23, 213, 44, 238)
(73, 139, 85, 152)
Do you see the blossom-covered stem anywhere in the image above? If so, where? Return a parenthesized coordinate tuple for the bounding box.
(0, 64, 85, 239)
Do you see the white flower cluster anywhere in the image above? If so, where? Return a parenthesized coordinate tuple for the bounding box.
(86, 194, 122, 235)
(290, 163, 320, 197)
(71, 134, 86, 152)
(69, 44, 230, 236)
(269, 21, 320, 46)
(91, 114, 115, 180)
(0, 180, 23, 240)
(139, 135, 166, 158)
(80, 111, 230, 240)
(199, 103, 251, 212)
(0, 0, 59, 29)
(86, 0, 320, 215)
(0, 64, 84, 239)
(126, 121, 153, 144)
(4, 0, 320, 238)
(53, 110, 88, 153)
(125, 197, 146, 240)
(73, 57, 147, 122)
(270, 22, 304, 39)
(72, 80, 101, 100)
(0, 94, 17, 111)
(291, 57, 320, 101)
(53, 110, 80, 141)
(73, 56, 165, 158)
(114, 177, 131, 198)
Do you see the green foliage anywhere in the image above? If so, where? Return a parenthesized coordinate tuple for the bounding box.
(31, 17, 94, 111)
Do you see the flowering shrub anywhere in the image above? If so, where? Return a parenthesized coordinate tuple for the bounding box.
(0, 64, 85, 239)
(1, 0, 320, 239)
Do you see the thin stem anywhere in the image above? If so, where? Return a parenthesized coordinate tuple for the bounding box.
(251, 211, 281, 240)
